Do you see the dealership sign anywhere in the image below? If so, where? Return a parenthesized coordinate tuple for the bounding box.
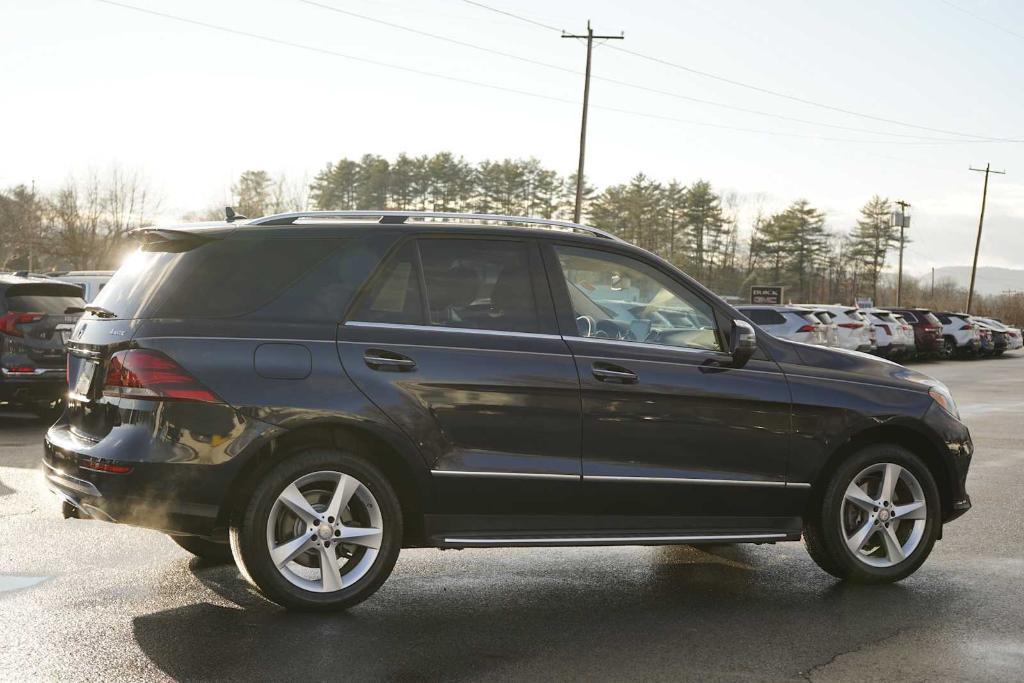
(750, 286, 783, 305)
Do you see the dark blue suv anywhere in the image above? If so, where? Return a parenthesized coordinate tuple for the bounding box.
(44, 211, 972, 611)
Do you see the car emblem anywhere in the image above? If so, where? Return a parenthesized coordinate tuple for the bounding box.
(74, 323, 88, 340)
(109, 329, 127, 336)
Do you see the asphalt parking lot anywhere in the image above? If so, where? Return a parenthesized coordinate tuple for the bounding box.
(1, 355, 1022, 681)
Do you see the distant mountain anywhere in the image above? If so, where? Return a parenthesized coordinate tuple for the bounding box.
(927, 266, 1024, 296)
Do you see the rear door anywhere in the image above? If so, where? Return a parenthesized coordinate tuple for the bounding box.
(1, 282, 84, 375)
(337, 235, 582, 518)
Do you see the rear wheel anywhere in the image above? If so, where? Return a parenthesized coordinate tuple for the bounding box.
(803, 444, 940, 583)
(231, 449, 402, 611)
(169, 535, 234, 563)
(941, 338, 955, 359)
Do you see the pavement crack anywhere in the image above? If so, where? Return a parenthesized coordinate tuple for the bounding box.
(798, 627, 908, 681)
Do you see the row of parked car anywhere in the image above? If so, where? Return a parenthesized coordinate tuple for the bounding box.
(738, 304, 1022, 360)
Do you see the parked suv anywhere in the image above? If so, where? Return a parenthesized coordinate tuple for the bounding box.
(934, 312, 981, 359)
(734, 305, 827, 345)
(45, 212, 973, 611)
(803, 305, 874, 352)
(889, 308, 944, 358)
(865, 309, 911, 359)
(1, 274, 84, 414)
(972, 317, 1022, 352)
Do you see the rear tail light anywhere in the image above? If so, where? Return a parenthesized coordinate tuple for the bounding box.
(103, 349, 221, 403)
(837, 322, 863, 329)
(0, 311, 44, 337)
(78, 456, 133, 474)
(960, 324, 974, 330)
(3, 365, 36, 374)
(796, 324, 816, 333)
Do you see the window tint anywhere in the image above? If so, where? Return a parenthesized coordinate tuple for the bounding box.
(936, 313, 952, 325)
(93, 237, 351, 319)
(554, 245, 721, 351)
(418, 239, 539, 333)
(349, 242, 423, 325)
(900, 312, 918, 323)
(6, 294, 85, 314)
(745, 309, 786, 325)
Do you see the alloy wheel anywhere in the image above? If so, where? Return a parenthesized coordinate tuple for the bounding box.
(265, 470, 384, 593)
(840, 462, 927, 568)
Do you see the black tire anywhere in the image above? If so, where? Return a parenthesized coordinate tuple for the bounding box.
(941, 338, 955, 360)
(803, 444, 941, 583)
(169, 535, 234, 563)
(230, 448, 403, 611)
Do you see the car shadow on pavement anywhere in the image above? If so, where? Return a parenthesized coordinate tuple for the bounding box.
(131, 544, 965, 681)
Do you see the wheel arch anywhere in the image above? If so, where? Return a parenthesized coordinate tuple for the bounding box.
(218, 417, 430, 545)
(806, 422, 954, 522)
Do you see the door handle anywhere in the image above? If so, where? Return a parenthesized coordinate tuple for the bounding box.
(364, 350, 416, 370)
(592, 363, 638, 383)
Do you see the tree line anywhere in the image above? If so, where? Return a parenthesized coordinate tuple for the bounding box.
(1, 153, 1020, 323)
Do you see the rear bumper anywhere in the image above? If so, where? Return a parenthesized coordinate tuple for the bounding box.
(43, 407, 276, 539)
(0, 370, 66, 403)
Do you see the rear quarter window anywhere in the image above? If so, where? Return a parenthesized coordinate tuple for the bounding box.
(4, 283, 85, 314)
(94, 235, 386, 321)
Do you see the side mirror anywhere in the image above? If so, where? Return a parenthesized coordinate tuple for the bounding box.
(730, 319, 757, 368)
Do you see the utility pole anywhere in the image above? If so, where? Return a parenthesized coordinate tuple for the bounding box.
(931, 267, 935, 300)
(562, 21, 623, 224)
(894, 200, 910, 307)
(966, 163, 1006, 313)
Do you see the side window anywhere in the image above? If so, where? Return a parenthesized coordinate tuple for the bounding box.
(901, 312, 918, 323)
(418, 238, 539, 333)
(553, 245, 722, 352)
(349, 242, 424, 324)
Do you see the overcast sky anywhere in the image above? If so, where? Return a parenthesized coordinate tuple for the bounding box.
(3, 0, 1023, 275)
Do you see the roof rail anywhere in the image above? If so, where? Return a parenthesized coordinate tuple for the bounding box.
(247, 210, 623, 242)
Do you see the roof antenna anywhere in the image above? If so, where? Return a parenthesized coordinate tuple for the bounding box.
(225, 207, 247, 223)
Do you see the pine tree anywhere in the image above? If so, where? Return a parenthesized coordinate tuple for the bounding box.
(848, 195, 897, 302)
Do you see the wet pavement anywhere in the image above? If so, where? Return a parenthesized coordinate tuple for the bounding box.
(1, 355, 1022, 681)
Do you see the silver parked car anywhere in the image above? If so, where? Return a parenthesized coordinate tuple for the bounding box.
(737, 305, 827, 345)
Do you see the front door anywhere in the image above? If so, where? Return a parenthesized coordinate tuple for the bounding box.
(543, 242, 794, 525)
(338, 236, 581, 524)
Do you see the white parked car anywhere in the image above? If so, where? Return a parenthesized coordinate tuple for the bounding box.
(737, 305, 827, 345)
(804, 304, 873, 352)
(865, 309, 912, 359)
(973, 316, 1023, 352)
(933, 312, 982, 358)
(800, 308, 840, 347)
(891, 313, 917, 356)
(45, 271, 113, 302)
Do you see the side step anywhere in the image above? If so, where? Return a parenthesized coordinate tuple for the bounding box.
(433, 531, 799, 549)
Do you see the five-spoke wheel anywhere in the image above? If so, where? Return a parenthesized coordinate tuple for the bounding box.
(231, 449, 402, 611)
(803, 444, 940, 583)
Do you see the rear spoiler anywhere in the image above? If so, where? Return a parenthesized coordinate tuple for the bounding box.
(133, 226, 234, 251)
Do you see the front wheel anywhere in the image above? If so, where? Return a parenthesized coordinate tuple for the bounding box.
(230, 449, 402, 611)
(803, 445, 940, 583)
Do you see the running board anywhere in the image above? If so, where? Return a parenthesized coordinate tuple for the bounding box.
(434, 532, 797, 548)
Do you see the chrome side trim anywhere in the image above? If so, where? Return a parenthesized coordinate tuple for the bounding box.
(137, 336, 336, 344)
(345, 321, 563, 341)
(431, 469, 579, 481)
(787, 482, 813, 489)
(584, 474, 788, 487)
(443, 533, 789, 545)
(570, 335, 726, 358)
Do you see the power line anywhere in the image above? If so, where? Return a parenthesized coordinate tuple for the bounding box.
(939, 0, 1024, 43)
(460, 0, 1023, 143)
(92, 1, 999, 147)
(302, 0, 992, 143)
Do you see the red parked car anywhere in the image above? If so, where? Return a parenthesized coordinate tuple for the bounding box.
(889, 308, 944, 358)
